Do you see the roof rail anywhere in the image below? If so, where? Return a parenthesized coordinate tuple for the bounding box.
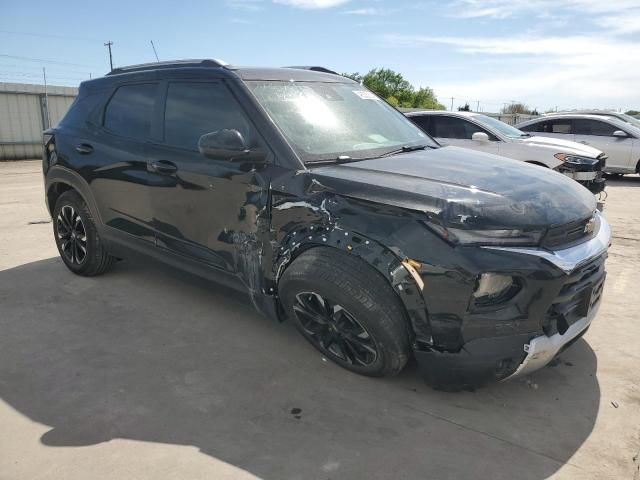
(285, 66, 339, 75)
(107, 59, 229, 76)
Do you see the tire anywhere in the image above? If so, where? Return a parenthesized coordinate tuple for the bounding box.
(53, 190, 116, 276)
(279, 247, 410, 377)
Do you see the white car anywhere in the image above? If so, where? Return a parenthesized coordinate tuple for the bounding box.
(516, 114, 640, 176)
(406, 110, 606, 193)
(551, 110, 640, 130)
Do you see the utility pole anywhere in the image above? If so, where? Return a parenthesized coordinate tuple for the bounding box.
(450, 97, 455, 111)
(475, 100, 480, 112)
(150, 40, 160, 62)
(42, 67, 51, 129)
(104, 41, 114, 72)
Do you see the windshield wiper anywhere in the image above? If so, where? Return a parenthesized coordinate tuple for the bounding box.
(520, 133, 531, 138)
(305, 155, 358, 166)
(378, 144, 431, 157)
(305, 145, 433, 165)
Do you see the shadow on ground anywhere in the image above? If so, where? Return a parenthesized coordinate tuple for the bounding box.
(0, 257, 600, 479)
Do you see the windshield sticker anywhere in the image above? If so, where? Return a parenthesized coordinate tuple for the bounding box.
(353, 90, 379, 100)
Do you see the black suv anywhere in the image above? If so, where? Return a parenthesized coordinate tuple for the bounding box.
(43, 60, 611, 389)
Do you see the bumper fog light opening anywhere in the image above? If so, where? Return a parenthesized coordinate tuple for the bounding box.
(473, 273, 518, 305)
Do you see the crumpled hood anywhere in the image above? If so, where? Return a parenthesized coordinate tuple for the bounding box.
(518, 135, 603, 158)
(309, 146, 596, 229)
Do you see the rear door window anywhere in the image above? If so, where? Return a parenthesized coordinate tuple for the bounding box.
(103, 83, 158, 139)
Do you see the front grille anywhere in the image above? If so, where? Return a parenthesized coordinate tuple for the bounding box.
(542, 216, 593, 249)
(543, 254, 606, 336)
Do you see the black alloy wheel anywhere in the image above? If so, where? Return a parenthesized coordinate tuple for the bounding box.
(293, 291, 378, 366)
(56, 205, 88, 265)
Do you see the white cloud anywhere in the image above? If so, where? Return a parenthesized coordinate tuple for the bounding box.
(273, 0, 351, 8)
(341, 8, 387, 16)
(450, 0, 640, 35)
(226, 0, 264, 12)
(379, 33, 640, 109)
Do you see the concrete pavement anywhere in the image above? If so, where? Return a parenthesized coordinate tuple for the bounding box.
(0, 160, 638, 480)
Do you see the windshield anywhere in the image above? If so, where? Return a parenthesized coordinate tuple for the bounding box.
(472, 114, 529, 138)
(246, 81, 435, 163)
(616, 113, 640, 128)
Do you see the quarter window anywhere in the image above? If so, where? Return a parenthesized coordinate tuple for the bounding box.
(163, 82, 254, 151)
(104, 83, 157, 139)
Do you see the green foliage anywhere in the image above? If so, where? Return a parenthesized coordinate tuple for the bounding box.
(342, 68, 445, 110)
(501, 102, 533, 114)
(458, 103, 471, 111)
(625, 110, 640, 116)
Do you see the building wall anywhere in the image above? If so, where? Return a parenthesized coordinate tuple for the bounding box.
(0, 83, 78, 160)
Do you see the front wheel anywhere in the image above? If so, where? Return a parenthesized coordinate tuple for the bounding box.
(279, 248, 410, 377)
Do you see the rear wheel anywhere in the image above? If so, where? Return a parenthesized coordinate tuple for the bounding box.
(53, 190, 116, 276)
(279, 248, 410, 377)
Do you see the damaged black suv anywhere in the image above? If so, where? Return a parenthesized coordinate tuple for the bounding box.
(43, 60, 611, 389)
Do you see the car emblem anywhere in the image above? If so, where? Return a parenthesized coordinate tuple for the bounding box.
(584, 217, 596, 235)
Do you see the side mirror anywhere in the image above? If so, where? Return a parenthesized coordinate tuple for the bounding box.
(198, 129, 250, 160)
(472, 131, 490, 142)
(613, 130, 628, 138)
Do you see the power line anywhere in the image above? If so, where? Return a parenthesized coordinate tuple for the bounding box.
(0, 29, 101, 42)
(0, 54, 98, 68)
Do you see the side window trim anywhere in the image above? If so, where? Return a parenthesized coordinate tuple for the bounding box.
(101, 81, 161, 141)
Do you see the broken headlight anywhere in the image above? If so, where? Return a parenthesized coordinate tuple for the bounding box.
(425, 222, 543, 246)
(554, 153, 598, 166)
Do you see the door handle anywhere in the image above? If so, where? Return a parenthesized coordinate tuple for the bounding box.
(579, 141, 589, 145)
(75, 143, 93, 154)
(149, 160, 178, 174)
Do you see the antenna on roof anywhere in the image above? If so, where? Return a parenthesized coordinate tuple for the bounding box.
(150, 40, 160, 63)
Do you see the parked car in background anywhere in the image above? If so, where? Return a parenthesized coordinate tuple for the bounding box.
(43, 60, 611, 390)
(406, 111, 606, 194)
(517, 114, 640, 176)
(551, 110, 640, 130)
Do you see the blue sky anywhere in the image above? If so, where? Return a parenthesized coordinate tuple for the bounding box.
(2, 0, 639, 111)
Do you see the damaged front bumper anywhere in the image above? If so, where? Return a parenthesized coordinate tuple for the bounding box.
(414, 213, 611, 390)
(505, 303, 598, 380)
(558, 155, 607, 195)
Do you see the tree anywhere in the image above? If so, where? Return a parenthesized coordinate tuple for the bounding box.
(458, 103, 471, 111)
(342, 68, 445, 110)
(501, 102, 533, 114)
(625, 110, 640, 116)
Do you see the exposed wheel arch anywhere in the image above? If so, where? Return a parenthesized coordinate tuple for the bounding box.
(279, 246, 411, 376)
(273, 229, 431, 344)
